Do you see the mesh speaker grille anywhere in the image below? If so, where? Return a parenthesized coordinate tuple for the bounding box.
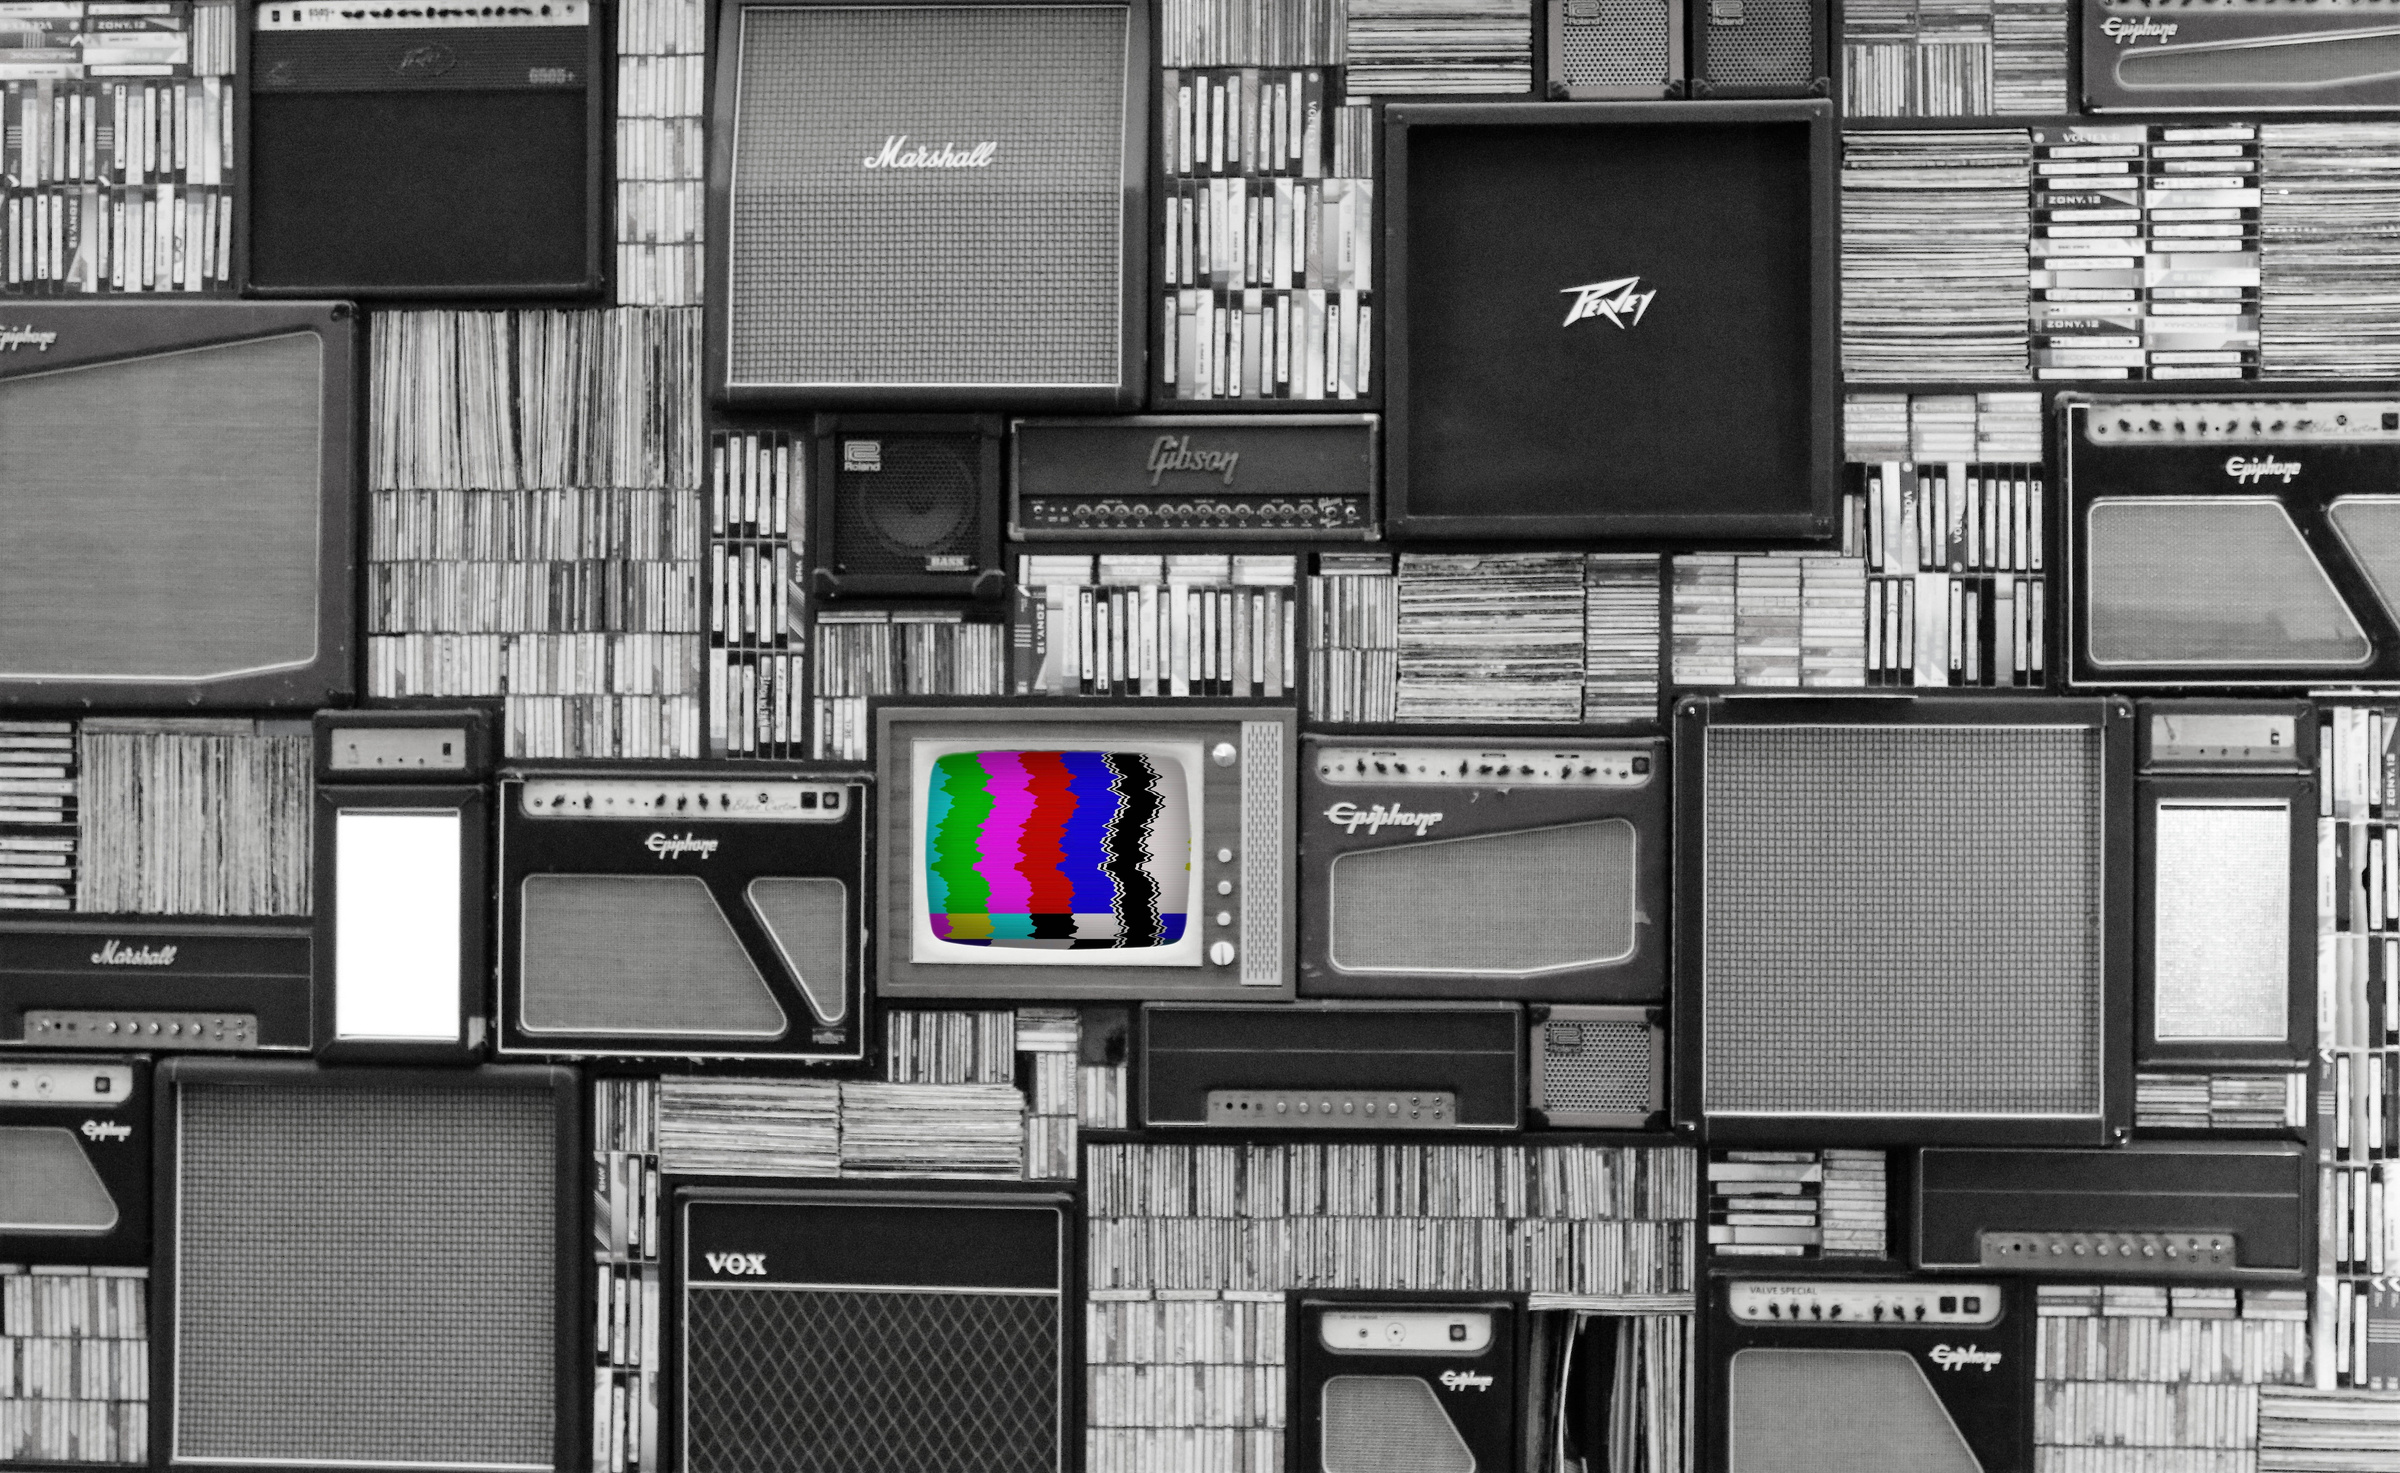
(1328, 820, 1637, 975)
(725, 4, 1127, 391)
(1239, 720, 1285, 990)
(1320, 1376, 1475, 1473)
(1700, 0, 1813, 85)
(0, 1126, 117, 1234)
(2086, 498, 2368, 669)
(1701, 724, 2105, 1120)
(1539, 1020, 1654, 1114)
(684, 1287, 1060, 1473)
(172, 1080, 558, 1468)
(832, 436, 980, 573)
(1727, 1349, 1982, 1473)
(746, 877, 849, 1024)
(2327, 495, 2400, 624)
(518, 874, 788, 1038)
(1560, 0, 1670, 88)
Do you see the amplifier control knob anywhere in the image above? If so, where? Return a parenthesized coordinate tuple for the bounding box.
(1209, 941, 1236, 966)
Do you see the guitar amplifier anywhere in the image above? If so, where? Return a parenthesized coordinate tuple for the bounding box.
(1544, 0, 1687, 100)
(1688, 0, 1826, 98)
(1530, 1005, 1666, 1129)
(0, 916, 312, 1052)
(244, 1, 603, 296)
(810, 416, 1006, 600)
(1009, 415, 1380, 541)
(2085, 0, 2400, 111)
(0, 1055, 149, 1267)
(1292, 1298, 1517, 1473)
(1141, 1003, 1523, 1130)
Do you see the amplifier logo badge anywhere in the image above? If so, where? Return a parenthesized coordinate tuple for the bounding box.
(862, 135, 998, 170)
(2225, 455, 2301, 485)
(2101, 15, 2177, 43)
(704, 1253, 767, 1276)
(1438, 1370, 1493, 1392)
(80, 1120, 131, 1143)
(0, 326, 56, 352)
(528, 67, 574, 85)
(1561, 276, 1655, 330)
(1148, 435, 1241, 487)
(90, 939, 175, 966)
(1930, 1344, 2003, 1373)
(645, 832, 720, 860)
(394, 42, 458, 78)
(1324, 801, 1444, 837)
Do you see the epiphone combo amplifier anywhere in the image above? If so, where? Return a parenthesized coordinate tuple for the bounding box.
(810, 415, 1007, 599)
(709, 0, 1147, 409)
(1915, 1141, 2313, 1279)
(245, 0, 604, 295)
(1384, 102, 1836, 540)
(1140, 1002, 1523, 1129)
(156, 1059, 578, 1472)
(2062, 397, 2400, 687)
(0, 1056, 148, 1267)
(1530, 1005, 1667, 1129)
(2085, 0, 2400, 111)
(678, 1188, 1073, 1473)
(2137, 702, 2315, 1067)
(1292, 1298, 1517, 1473)
(0, 301, 355, 709)
(1545, 0, 1688, 100)
(0, 916, 311, 1052)
(1009, 414, 1380, 541)
(1298, 735, 1667, 1001)
(1676, 695, 2134, 1146)
(496, 768, 866, 1061)
(1707, 1277, 2029, 1473)
(1688, 0, 1827, 98)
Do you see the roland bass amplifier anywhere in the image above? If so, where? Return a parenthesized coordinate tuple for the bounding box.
(1293, 1297, 1517, 1473)
(810, 415, 1006, 600)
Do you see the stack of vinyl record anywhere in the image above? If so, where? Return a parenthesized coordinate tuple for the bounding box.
(1842, 131, 2032, 380)
(76, 719, 312, 916)
(1840, 0, 2065, 118)
(1020, 1010, 1082, 1182)
(1339, 0, 1531, 94)
(1992, 0, 2068, 115)
(837, 1083, 1027, 1179)
(1582, 554, 1661, 723)
(1306, 552, 1400, 725)
(884, 1010, 1018, 1085)
(2134, 1073, 2214, 1130)
(656, 1078, 840, 1177)
(0, 720, 75, 911)
(1393, 553, 1583, 722)
(2261, 124, 2400, 379)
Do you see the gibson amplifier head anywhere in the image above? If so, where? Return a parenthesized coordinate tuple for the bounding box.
(1140, 1002, 1523, 1130)
(875, 702, 1297, 1001)
(2063, 396, 2400, 687)
(0, 917, 312, 1054)
(1293, 1297, 1517, 1473)
(0, 301, 356, 710)
(1009, 414, 1381, 541)
(1676, 694, 2134, 1146)
(497, 768, 866, 1062)
(2085, 0, 2400, 112)
(0, 1056, 148, 1266)
(1299, 735, 1666, 1002)
(708, 0, 1147, 409)
(1544, 0, 1687, 100)
(810, 415, 1007, 599)
(1707, 1276, 2029, 1473)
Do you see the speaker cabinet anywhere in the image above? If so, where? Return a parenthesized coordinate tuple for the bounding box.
(1294, 1297, 1517, 1473)
(1688, 0, 1827, 98)
(1530, 1005, 1666, 1129)
(810, 415, 1006, 600)
(1545, 0, 1686, 100)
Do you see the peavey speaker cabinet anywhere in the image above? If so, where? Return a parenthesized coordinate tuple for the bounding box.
(709, 0, 1148, 410)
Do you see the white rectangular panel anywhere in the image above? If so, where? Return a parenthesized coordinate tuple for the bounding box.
(334, 809, 462, 1041)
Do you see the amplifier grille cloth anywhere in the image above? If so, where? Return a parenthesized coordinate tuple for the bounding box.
(0, 1126, 117, 1234)
(1561, 0, 1670, 88)
(1240, 720, 1284, 988)
(726, 5, 1126, 390)
(1700, 0, 1812, 84)
(833, 435, 979, 573)
(684, 1286, 1058, 1473)
(2086, 499, 2367, 668)
(172, 1082, 557, 1468)
(1320, 1376, 1475, 1473)
(1541, 1020, 1653, 1113)
(519, 874, 788, 1037)
(2326, 495, 2400, 622)
(1329, 820, 1636, 974)
(1702, 725, 2103, 1118)
(746, 876, 848, 1024)
(0, 334, 319, 681)
(1728, 1349, 1981, 1473)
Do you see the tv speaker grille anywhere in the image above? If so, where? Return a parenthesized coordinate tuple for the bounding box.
(1239, 720, 1284, 989)
(1328, 820, 1636, 976)
(1701, 724, 2104, 1120)
(171, 1080, 558, 1469)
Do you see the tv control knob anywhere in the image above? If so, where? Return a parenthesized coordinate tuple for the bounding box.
(1209, 941, 1236, 966)
(1211, 743, 1238, 767)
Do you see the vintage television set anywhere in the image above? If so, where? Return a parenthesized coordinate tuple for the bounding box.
(874, 702, 1298, 1000)
(1675, 694, 2135, 1145)
(495, 767, 867, 1062)
(0, 301, 356, 709)
(1297, 734, 1667, 1001)
(708, 0, 1148, 409)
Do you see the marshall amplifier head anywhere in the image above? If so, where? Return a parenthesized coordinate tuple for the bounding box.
(2085, 0, 2400, 111)
(708, 0, 1147, 409)
(0, 1056, 148, 1266)
(1915, 1141, 2313, 1280)
(0, 917, 311, 1053)
(1545, 0, 1687, 101)
(1140, 1002, 1523, 1130)
(1009, 414, 1380, 541)
(2063, 396, 2400, 688)
(1707, 1276, 2029, 1473)
(497, 768, 866, 1063)
(1294, 1297, 1517, 1473)
(811, 415, 1007, 600)
(1530, 1005, 1666, 1129)
(1299, 735, 1666, 1002)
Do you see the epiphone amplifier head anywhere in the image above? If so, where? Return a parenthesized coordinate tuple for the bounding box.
(2063, 397, 2400, 687)
(1706, 1277, 2029, 1473)
(1688, 0, 1827, 98)
(1676, 695, 2135, 1146)
(1544, 0, 1687, 101)
(1384, 101, 1836, 541)
(1915, 1141, 2313, 1280)
(157, 1060, 578, 1472)
(2085, 0, 2400, 111)
(875, 702, 1297, 1001)
(1140, 1002, 1523, 1129)
(1009, 414, 1380, 541)
(1530, 1005, 1666, 1129)
(497, 769, 866, 1061)
(708, 0, 1147, 409)
(1293, 1298, 1517, 1473)
(1298, 735, 1666, 1002)
(0, 301, 356, 709)
(245, 0, 604, 295)
(811, 414, 1007, 599)
(0, 1056, 148, 1266)
(0, 917, 311, 1053)
(314, 706, 496, 782)
(678, 1188, 1072, 1473)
